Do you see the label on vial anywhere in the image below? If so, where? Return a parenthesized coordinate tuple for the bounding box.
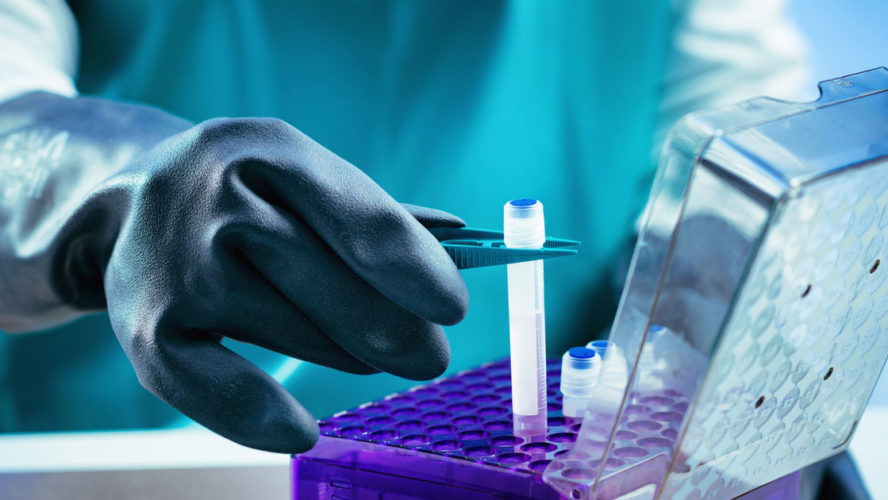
(507, 260, 547, 415)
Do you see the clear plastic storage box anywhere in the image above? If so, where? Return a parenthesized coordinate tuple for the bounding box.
(545, 67, 888, 498)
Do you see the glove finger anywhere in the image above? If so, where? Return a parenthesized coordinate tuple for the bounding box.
(194, 244, 377, 375)
(114, 318, 319, 453)
(401, 203, 466, 229)
(205, 119, 468, 326)
(236, 208, 451, 381)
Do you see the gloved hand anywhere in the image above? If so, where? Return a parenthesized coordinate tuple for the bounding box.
(0, 92, 468, 452)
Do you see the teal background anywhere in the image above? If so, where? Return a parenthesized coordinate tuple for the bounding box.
(2, 0, 671, 432)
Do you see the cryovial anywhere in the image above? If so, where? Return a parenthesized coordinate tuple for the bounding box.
(560, 347, 602, 417)
(504, 198, 548, 436)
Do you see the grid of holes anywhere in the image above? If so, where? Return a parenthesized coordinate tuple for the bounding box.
(320, 359, 688, 475)
(661, 166, 888, 498)
(544, 389, 689, 484)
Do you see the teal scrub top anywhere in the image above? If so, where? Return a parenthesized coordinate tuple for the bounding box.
(1, 0, 671, 432)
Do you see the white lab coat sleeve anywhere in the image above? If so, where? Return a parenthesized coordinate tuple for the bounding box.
(653, 0, 810, 161)
(0, 0, 79, 104)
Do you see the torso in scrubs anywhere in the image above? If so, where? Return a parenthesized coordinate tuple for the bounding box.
(0, 0, 670, 431)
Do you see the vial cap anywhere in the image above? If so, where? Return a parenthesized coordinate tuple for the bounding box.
(504, 199, 545, 249)
(586, 340, 612, 357)
(568, 347, 597, 359)
(562, 347, 600, 371)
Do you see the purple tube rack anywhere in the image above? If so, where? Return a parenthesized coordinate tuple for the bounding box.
(292, 359, 799, 499)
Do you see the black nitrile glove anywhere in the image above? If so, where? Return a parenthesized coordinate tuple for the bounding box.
(0, 92, 468, 453)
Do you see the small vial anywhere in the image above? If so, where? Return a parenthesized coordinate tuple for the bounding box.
(586, 340, 628, 386)
(585, 340, 629, 415)
(560, 347, 602, 418)
(504, 199, 547, 436)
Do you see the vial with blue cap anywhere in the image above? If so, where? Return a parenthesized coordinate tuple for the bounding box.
(582, 339, 630, 415)
(560, 347, 602, 417)
(504, 198, 548, 436)
(586, 339, 629, 388)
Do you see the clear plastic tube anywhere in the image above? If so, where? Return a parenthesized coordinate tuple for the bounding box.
(504, 199, 547, 436)
(560, 347, 602, 418)
(585, 340, 629, 415)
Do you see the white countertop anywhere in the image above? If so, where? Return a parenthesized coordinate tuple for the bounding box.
(0, 427, 289, 500)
